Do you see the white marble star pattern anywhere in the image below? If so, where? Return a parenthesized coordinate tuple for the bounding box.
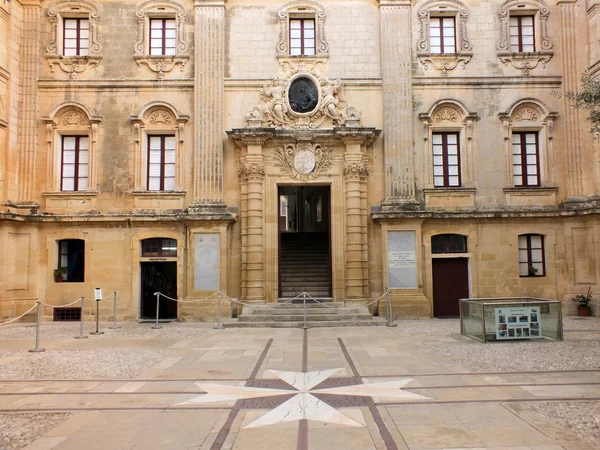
(174, 369, 430, 429)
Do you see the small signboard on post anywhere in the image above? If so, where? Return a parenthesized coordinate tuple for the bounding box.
(94, 288, 103, 301)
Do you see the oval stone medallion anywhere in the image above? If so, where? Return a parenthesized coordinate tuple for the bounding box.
(288, 77, 319, 114)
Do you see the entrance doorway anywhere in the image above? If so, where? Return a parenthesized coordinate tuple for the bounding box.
(140, 262, 178, 319)
(278, 186, 331, 298)
(432, 258, 469, 317)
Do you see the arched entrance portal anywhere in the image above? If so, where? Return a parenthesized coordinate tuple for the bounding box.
(278, 185, 331, 298)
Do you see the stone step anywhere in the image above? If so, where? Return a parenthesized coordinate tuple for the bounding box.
(281, 292, 331, 297)
(223, 319, 385, 328)
(238, 313, 376, 322)
(251, 307, 367, 315)
(280, 281, 330, 287)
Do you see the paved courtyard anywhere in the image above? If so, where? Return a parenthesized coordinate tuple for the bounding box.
(0, 318, 599, 450)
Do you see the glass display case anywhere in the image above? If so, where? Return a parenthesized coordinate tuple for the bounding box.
(460, 297, 563, 343)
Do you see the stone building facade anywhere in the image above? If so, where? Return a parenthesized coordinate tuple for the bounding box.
(1, 0, 599, 321)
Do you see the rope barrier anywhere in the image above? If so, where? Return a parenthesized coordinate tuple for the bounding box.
(0, 304, 39, 327)
(302, 293, 336, 308)
(40, 297, 86, 309)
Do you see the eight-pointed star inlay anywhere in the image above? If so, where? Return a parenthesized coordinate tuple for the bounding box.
(175, 368, 430, 428)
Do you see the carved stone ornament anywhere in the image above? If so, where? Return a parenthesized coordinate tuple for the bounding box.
(147, 110, 174, 126)
(46, 0, 103, 79)
(133, 0, 189, 79)
(417, 0, 473, 75)
(496, 0, 553, 76)
(274, 143, 333, 180)
(434, 108, 459, 123)
(246, 62, 361, 130)
(238, 163, 265, 182)
(59, 111, 89, 127)
(513, 107, 539, 122)
(343, 162, 370, 181)
(277, 1, 328, 58)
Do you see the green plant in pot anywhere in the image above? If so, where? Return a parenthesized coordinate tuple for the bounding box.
(53, 267, 67, 282)
(572, 287, 592, 317)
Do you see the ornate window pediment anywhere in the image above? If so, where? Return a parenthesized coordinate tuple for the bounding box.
(134, 0, 189, 79)
(276, 1, 329, 61)
(46, 0, 103, 79)
(496, 0, 553, 76)
(417, 0, 473, 76)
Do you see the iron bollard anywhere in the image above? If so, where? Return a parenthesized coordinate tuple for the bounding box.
(303, 291, 308, 330)
(90, 296, 104, 335)
(74, 297, 88, 339)
(152, 292, 162, 329)
(386, 288, 397, 327)
(29, 302, 45, 353)
(108, 291, 119, 329)
(214, 292, 224, 329)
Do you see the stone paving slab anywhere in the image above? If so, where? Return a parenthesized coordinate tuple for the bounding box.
(0, 321, 598, 449)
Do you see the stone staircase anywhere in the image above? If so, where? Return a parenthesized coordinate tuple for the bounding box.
(224, 302, 386, 328)
(280, 232, 330, 298)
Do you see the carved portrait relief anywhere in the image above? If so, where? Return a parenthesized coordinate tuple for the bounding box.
(288, 77, 319, 114)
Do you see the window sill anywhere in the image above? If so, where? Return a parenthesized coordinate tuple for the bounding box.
(132, 191, 186, 210)
(497, 51, 553, 76)
(504, 187, 558, 207)
(417, 52, 473, 75)
(44, 191, 98, 214)
(132, 190, 186, 197)
(46, 55, 102, 80)
(133, 55, 189, 79)
(424, 188, 476, 209)
(519, 275, 546, 278)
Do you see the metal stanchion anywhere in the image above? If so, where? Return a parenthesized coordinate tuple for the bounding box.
(214, 292, 224, 329)
(303, 291, 308, 330)
(108, 291, 119, 329)
(152, 292, 162, 329)
(90, 297, 104, 335)
(74, 297, 88, 339)
(386, 288, 397, 327)
(29, 302, 45, 353)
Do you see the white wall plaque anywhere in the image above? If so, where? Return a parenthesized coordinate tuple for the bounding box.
(387, 231, 417, 288)
(194, 234, 220, 291)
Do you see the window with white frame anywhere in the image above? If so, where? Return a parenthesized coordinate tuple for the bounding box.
(518, 234, 545, 277)
(149, 18, 177, 56)
(509, 15, 535, 52)
(429, 17, 456, 54)
(148, 135, 176, 191)
(289, 18, 316, 56)
(61, 136, 89, 191)
(432, 132, 461, 187)
(63, 18, 90, 56)
(511, 132, 540, 187)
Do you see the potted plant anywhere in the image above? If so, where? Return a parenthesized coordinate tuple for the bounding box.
(54, 267, 67, 283)
(572, 288, 593, 317)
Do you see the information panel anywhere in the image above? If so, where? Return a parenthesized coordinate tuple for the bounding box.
(494, 306, 542, 340)
(387, 231, 417, 288)
(194, 234, 220, 291)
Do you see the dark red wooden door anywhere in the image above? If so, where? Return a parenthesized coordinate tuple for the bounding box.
(432, 258, 469, 317)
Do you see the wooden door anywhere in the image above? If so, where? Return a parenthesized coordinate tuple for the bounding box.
(432, 258, 469, 317)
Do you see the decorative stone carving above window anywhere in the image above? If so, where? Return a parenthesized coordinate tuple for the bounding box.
(496, 0, 553, 76)
(46, 0, 103, 79)
(274, 143, 334, 180)
(276, 1, 329, 60)
(134, 0, 189, 79)
(417, 0, 473, 76)
(246, 62, 361, 130)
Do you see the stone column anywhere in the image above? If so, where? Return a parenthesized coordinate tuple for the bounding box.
(558, 0, 595, 198)
(239, 150, 265, 302)
(379, 0, 415, 204)
(192, 0, 226, 212)
(344, 146, 369, 299)
(360, 161, 369, 296)
(16, 1, 41, 203)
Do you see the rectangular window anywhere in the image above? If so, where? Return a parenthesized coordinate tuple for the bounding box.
(519, 234, 545, 277)
(512, 132, 540, 187)
(57, 239, 85, 282)
(61, 136, 89, 191)
(430, 17, 456, 54)
(432, 132, 461, 187)
(510, 15, 535, 52)
(148, 135, 176, 191)
(150, 18, 177, 56)
(63, 18, 89, 56)
(289, 19, 315, 56)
